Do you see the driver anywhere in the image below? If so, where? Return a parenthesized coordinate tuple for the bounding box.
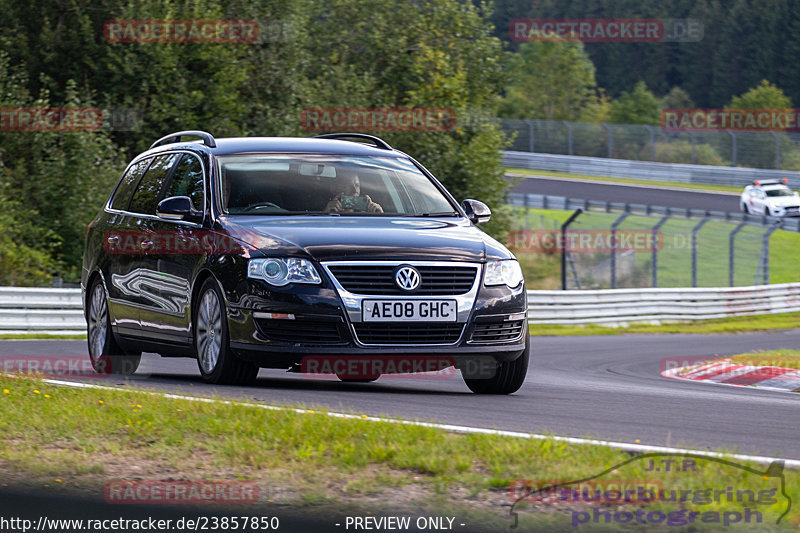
(324, 169, 383, 213)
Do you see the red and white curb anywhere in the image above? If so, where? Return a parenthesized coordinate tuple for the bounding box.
(662, 358, 800, 392)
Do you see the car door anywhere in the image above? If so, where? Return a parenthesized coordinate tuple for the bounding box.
(141, 152, 208, 343)
(104, 157, 153, 337)
(123, 153, 183, 337)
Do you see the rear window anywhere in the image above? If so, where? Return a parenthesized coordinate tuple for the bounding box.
(128, 153, 181, 215)
(110, 158, 151, 211)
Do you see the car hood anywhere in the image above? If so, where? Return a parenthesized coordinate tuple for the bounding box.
(219, 216, 513, 262)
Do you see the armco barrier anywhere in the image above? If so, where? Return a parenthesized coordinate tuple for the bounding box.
(527, 282, 800, 325)
(502, 151, 800, 189)
(2, 284, 800, 333)
(0, 287, 85, 334)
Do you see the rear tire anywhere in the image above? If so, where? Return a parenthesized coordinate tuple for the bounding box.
(194, 278, 258, 385)
(86, 278, 141, 375)
(463, 332, 529, 395)
(742, 204, 749, 214)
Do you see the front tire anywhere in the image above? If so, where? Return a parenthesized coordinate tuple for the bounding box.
(194, 278, 258, 385)
(86, 278, 141, 375)
(463, 332, 530, 394)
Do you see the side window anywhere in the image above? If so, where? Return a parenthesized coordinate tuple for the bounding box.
(164, 154, 205, 211)
(110, 158, 151, 211)
(128, 153, 181, 215)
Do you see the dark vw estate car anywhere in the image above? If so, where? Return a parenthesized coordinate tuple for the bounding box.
(82, 131, 529, 394)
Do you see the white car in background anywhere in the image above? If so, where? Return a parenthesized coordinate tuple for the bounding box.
(740, 179, 800, 217)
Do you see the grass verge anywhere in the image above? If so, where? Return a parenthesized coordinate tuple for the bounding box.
(530, 311, 800, 336)
(505, 167, 743, 193)
(0, 375, 797, 530)
(510, 207, 800, 288)
(728, 349, 800, 370)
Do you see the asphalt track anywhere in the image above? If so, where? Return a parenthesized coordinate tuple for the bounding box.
(2, 333, 798, 460)
(508, 174, 742, 212)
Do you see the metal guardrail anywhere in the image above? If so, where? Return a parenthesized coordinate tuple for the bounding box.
(502, 150, 800, 189)
(2, 285, 800, 332)
(506, 192, 800, 233)
(527, 282, 800, 326)
(0, 287, 84, 334)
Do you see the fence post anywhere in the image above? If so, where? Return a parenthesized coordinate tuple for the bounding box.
(610, 213, 630, 289)
(603, 123, 613, 158)
(525, 193, 531, 229)
(524, 119, 535, 153)
(561, 209, 583, 290)
(760, 226, 778, 284)
(562, 120, 573, 155)
(727, 130, 737, 167)
(652, 215, 670, 288)
(771, 131, 780, 169)
(645, 125, 655, 161)
(691, 216, 711, 287)
(728, 221, 747, 287)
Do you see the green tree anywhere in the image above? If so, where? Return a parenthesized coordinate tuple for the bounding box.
(499, 41, 597, 121)
(662, 86, 695, 110)
(304, 0, 512, 237)
(727, 79, 792, 109)
(0, 53, 125, 280)
(609, 81, 661, 125)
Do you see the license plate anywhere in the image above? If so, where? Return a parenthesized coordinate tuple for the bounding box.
(362, 299, 457, 322)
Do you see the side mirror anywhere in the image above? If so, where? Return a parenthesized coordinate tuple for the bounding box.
(462, 199, 491, 225)
(157, 196, 202, 222)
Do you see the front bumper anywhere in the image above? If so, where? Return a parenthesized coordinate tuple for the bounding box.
(225, 266, 528, 367)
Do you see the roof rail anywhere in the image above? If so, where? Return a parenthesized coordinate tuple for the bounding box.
(150, 130, 216, 150)
(313, 133, 393, 150)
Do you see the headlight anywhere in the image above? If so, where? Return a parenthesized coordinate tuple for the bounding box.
(484, 260, 524, 288)
(247, 258, 322, 286)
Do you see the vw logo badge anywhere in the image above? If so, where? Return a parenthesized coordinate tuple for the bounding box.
(395, 266, 421, 291)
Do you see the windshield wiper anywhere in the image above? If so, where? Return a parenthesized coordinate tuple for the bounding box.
(415, 211, 459, 217)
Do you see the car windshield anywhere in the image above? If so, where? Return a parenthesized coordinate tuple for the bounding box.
(217, 154, 458, 216)
(765, 187, 794, 197)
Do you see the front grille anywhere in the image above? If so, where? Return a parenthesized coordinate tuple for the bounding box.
(255, 318, 347, 344)
(327, 265, 477, 295)
(470, 320, 525, 342)
(354, 323, 464, 344)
